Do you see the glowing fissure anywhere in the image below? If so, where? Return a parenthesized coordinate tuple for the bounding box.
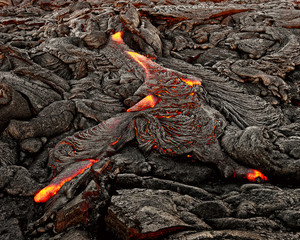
(59, 141, 77, 154)
(110, 135, 121, 146)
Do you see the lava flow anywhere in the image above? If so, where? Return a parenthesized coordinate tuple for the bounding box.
(34, 31, 267, 203)
(34, 160, 97, 203)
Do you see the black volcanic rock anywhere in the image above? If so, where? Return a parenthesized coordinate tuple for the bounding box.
(0, 1, 299, 240)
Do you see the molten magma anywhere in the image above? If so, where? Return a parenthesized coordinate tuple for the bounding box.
(180, 78, 201, 86)
(111, 32, 123, 44)
(127, 94, 160, 112)
(126, 52, 202, 87)
(246, 169, 267, 182)
(127, 51, 150, 76)
(34, 160, 96, 203)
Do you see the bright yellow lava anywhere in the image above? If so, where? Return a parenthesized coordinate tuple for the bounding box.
(111, 32, 123, 43)
(180, 78, 202, 86)
(127, 94, 160, 112)
(34, 160, 96, 203)
(127, 51, 148, 71)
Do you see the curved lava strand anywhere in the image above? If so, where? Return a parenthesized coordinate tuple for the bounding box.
(34, 160, 97, 203)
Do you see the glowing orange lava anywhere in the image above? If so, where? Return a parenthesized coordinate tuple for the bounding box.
(110, 135, 121, 146)
(127, 51, 149, 73)
(246, 169, 267, 182)
(180, 78, 201, 86)
(127, 94, 160, 112)
(34, 160, 96, 203)
(111, 32, 123, 43)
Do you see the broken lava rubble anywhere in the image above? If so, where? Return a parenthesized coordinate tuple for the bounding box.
(0, 0, 300, 240)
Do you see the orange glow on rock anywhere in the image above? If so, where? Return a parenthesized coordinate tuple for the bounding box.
(110, 135, 121, 146)
(127, 51, 149, 72)
(127, 50, 202, 90)
(111, 32, 123, 43)
(127, 94, 160, 112)
(34, 183, 62, 203)
(180, 78, 201, 86)
(34, 160, 96, 203)
(246, 169, 267, 182)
